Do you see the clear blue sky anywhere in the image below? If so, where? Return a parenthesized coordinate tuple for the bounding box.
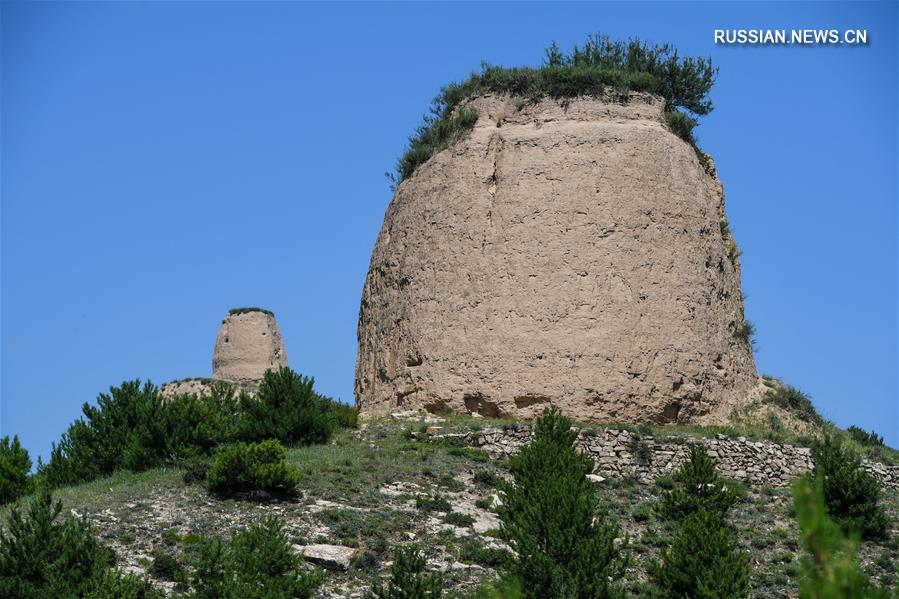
(2, 1, 896, 461)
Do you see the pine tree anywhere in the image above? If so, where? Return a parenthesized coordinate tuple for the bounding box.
(499, 406, 626, 599)
(0, 435, 31, 503)
(793, 476, 889, 599)
(365, 545, 443, 599)
(658, 443, 739, 520)
(811, 435, 890, 541)
(0, 486, 113, 597)
(650, 509, 749, 598)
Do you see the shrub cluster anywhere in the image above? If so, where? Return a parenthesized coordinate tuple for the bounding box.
(190, 517, 323, 598)
(763, 383, 822, 424)
(393, 34, 717, 184)
(0, 435, 31, 504)
(40, 367, 347, 489)
(0, 486, 162, 598)
(207, 440, 300, 495)
(846, 426, 885, 448)
(811, 435, 890, 541)
(365, 545, 443, 599)
(498, 406, 626, 598)
(651, 444, 750, 598)
(0, 491, 325, 599)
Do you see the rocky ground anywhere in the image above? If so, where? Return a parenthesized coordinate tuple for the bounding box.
(24, 415, 899, 598)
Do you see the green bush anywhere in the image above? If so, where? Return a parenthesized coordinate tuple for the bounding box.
(394, 34, 717, 184)
(41, 381, 167, 487)
(190, 517, 323, 599)
(659, 444, 739, 521)
(458, 539, 513, 570)
(148, 549, 182, 582)
(499, 406, 626, 599)
(847, 426, 884, 448)
(365, 545, 443, 599)
(236, 367, 335, 446)
(793, 476, 889, 598)
(763, 383, 822, 424)
(181, 458, 210, 485)
(325, 398, 360, 429)
(0, 486, 156, 597)
(811, 435, 890, 541)
(207, 440, 300, 495)
(443, 512, 475, 528)
(159, 385, 236, 459)
(85, 570, 165, 598)
(664, 111, 698, 144)
(0, 435, 31, 504)
(649, 509, 750, 598)
(228, 307, 274, 316)
(732, 320, 756, 346)
(415, 494, 451, 513)
(39, 367, 333, 489)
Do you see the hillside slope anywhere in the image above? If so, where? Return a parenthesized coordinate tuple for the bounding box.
(12, 415, 898, 598)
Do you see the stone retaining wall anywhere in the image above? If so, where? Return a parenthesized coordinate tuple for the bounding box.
(464, 426, 899, 490)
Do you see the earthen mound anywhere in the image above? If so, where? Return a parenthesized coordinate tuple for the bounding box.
(356, 93, 758, 424)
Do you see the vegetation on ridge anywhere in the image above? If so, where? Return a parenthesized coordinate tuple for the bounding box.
(227, 307, 274, 317)
(2, 412, 897, 597)
(36, 367, 355, 490)
(392, 34, 718, 185)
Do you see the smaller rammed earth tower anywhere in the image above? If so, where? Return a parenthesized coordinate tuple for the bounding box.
(212, 308, 288, 383)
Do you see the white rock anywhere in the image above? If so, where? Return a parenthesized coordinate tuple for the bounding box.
(294, 544, 356, 571)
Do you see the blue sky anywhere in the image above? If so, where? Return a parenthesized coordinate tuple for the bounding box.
(2, 1, 896, 461)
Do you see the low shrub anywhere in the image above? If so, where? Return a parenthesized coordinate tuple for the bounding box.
(793, 476, 890, 598)
(415, 494, 452, 513)
(444, 512, 475, 528)
(148, 549, 182, 582)
(473, 470, 500, 488)
(665, 111, 697, 144)
(499, 406, 626, 598)
(847, 426, 885, 448)
(458, 539, 513, 570)
(228, 307, 274, 316)
(0, 435, 31, 504)
(326, 399, 360, 429)
(659, 444, 739, 520)
(190, 517, 324, 599)
(181, 458, 210, 485)
(207, 440, 300, 495)
(629, 437, 653, 465)
(649, 509, 750, 598)
(365, 545, 443, 599)
(811, 435, 890, 541)
(732, 320, 756, 347)
(763, 383, 822, 424)
(446, 447, 489, 462)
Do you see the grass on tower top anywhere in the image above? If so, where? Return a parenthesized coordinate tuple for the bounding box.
(391, 33, 718, 186)
(228, 307, 274, 317)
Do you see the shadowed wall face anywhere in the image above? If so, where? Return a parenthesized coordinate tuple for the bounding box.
(356, 94, 758, 425)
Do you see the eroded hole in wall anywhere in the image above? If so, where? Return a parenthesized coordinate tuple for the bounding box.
(514, 394, 551, 409)
(662, 402, 681, 423)
(464, 394, 502, 418)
